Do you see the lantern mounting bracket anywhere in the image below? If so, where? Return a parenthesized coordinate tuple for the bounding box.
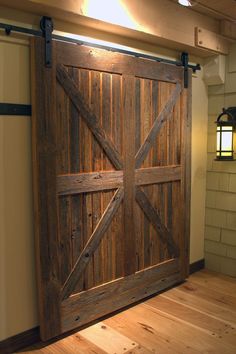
(217, 107, 236, 126)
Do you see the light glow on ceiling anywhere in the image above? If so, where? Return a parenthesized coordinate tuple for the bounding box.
(178, 0, 193, 6)
(82, 0, 137, 29)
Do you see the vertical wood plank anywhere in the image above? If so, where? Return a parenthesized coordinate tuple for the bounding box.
(69, 67, 83, 293)
(134, 77, 144, 272)
(142, 79, 151, 269)
(102, 73, 114, 283)
(31, 37, 61, 340)
(123, 75, 136, 276)
(90, 70, 102, 288)
(112, 74, 124, 279)
(56, 67, 72, 286)
(82, 69, 94, 290)
(150, 79, 159, 267)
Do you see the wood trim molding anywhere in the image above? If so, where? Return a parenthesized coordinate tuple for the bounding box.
(0, 0, 230, 57)
(189, 259, 205, 275)
(0, 327, 40, 354)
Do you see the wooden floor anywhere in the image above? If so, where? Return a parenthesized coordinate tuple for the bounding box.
(20, 269, 236, 354)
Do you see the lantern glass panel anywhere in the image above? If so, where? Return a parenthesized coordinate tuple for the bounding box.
(221, 126, 233, 157)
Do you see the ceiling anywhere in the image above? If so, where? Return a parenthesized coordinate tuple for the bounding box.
(173, 0, 236, 22)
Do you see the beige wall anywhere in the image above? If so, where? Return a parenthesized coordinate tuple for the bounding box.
(191, 70, 208, 263)
(0, 8, 208, 341)
(0, 37, 38, 341)
(205, 44, 236, 277)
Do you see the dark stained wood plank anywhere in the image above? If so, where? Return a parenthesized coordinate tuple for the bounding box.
(151, 79, 159, 167)
(56, 41, 183, 83)
(90, 70, 103, 289)
(57, 165, 181, 196)
(61, 188, 124, 300)
(69, 67, 83, 293)
(31, 37, 61, 340)
(135, 187, 179, 258)
(61, 259, 181, 333)
(123, 75, 136, 276)
(134, 77, 144, 272)
(56, 64, 123, 170)
(78, 68, 94, 291)
(101, 72, 113, 284)
(111, 73, 124, 280)
(56, 67, 72, 287)
(149, 79, 160, 267)
(140, 79, 151, 269)
(135, 82, 182, 169)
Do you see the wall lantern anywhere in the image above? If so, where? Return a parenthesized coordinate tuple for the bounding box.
(216, 107, 236, 161)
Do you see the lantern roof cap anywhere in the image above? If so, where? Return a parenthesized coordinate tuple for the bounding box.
(216, 107, 236, 126)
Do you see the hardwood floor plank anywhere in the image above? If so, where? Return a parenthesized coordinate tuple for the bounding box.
(19, 334, 106, 354)
(190, 270, 236, 298)
(127, 304, 236, 354)
(124, 347, 154, 354)
(105, 309, 201, 354)
(19, 270, 236, 354)
(163, 287, 236, 326)
(79, 322, 138, 353)
(176, 280, 236, 312)
(146, 295, 236, 339)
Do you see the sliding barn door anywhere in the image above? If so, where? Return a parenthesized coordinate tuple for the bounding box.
(31, 37, 191, 340)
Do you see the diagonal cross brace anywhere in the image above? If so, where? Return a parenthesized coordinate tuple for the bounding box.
(61, 187, 124, 300)
(135, 186, 179, 258)
(135, 82, 182, 169)
(56, 64, 123, 170)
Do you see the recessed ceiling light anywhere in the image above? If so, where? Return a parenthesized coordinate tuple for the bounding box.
(178, 0, 192, 6)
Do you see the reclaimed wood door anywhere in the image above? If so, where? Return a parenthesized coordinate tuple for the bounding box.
(31, 37, 191, 341)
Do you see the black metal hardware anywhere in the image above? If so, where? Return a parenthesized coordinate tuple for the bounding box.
(181, 52, 189, 88)
(40, 16, 53, 68)
(0, 103, 31, 116)
(0, 20, 201, 74)
(0, 23, 41, 37)
(217, 107, 236, 125)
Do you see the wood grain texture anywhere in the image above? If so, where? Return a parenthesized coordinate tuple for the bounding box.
(32, 37, 190, 341)
(79, 322, 138, 353)
(135, 82, 182, 169)
(135, 187, 179, 258)
(61, 259, 180, 333)
(123, 75, 136, 276)
(57, 165, 181, 196)
(56, 41, 183, 83)
(61, 188, 124, 300)
(18, 271, 236, 354)
(56, 64, 123, 170)
(31, 37, 61, 341)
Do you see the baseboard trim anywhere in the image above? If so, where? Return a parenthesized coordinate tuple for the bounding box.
(0, 260, 205, 353)
(189, 258, 205, 275)
(0, 326, 40, 354)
